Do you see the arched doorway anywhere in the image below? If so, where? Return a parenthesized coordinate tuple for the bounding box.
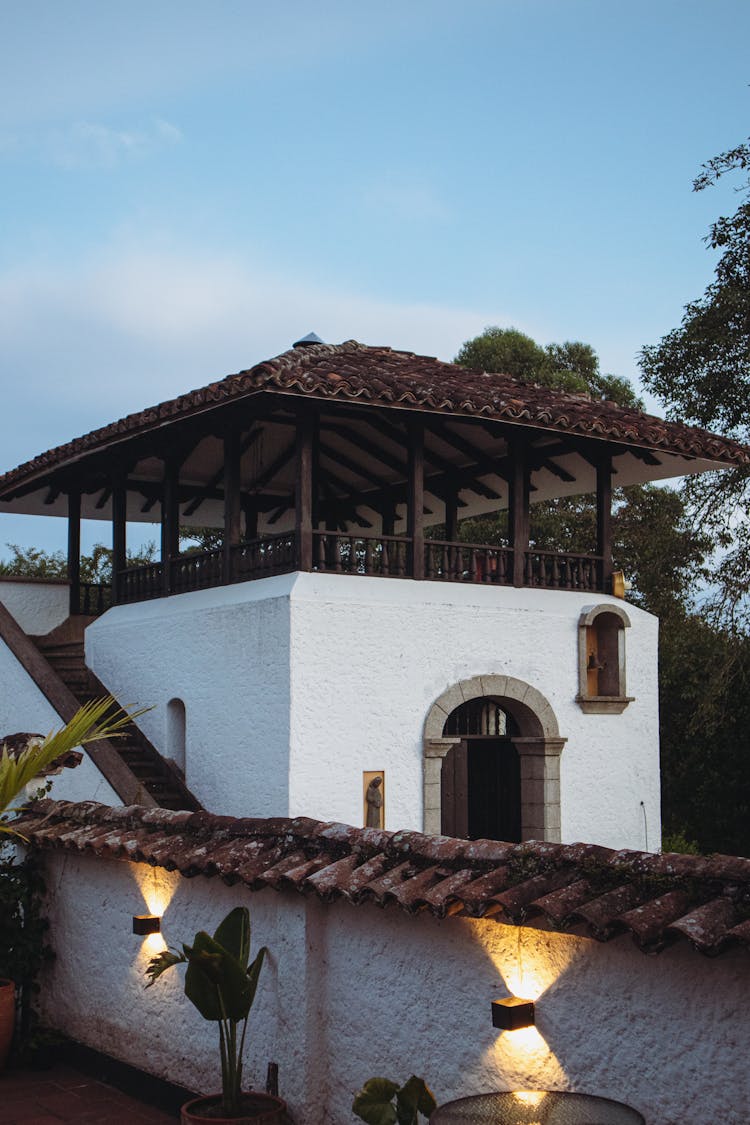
(441, 698, 521, 841)
(423, 675, 566, 842)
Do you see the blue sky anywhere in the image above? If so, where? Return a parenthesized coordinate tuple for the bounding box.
(1, 0, 749, 555)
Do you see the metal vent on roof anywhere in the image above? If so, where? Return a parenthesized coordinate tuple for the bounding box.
(293, 332, 324, 348)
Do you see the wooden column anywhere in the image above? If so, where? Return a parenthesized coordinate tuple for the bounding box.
(445, 483, 458, 543)
(111, 477, 127, 604)
(242, 497, 258, 542)
(161, 457, 180, 595)
(408, 418, 425, 580)
(509, 435, 530, 587)
(223, 431, 242, 582)
(596, 450, 613, 592)
(67, 488, 81, 616)
(295, 407, 315, 571)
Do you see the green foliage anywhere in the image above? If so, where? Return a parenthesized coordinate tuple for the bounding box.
(353, 1076, 437, 1125)
(0, 849, 54, 1051)
(0, 541, 157, 583)
(1, 698, 146, 838)
(145, 906, 267, 1117)
(640, 136, 750, 629)
(659, 612, 750, 856)
(660, 829, 701, 856)
(454, 327, 642, 408)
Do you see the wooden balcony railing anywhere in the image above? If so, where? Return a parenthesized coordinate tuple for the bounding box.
(77, 582, 113, 615)
(111, 534, 607, 604)
(118, 561, 165, 603)
(424, 540, 513, 585)
(524, 549, 604, 592)
(312, 531, 409, 578)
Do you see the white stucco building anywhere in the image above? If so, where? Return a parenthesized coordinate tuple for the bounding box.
(1, 338, 746, 845)
(2, 338, 750, 1123)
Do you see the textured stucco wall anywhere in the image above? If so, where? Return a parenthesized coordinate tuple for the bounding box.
(38, 852, 750, 1125)
(85, 577, 292, 816)
(0, 636, 119, 805)
(85, 574, 659, 849)
(0, 579, 69, 636)
(288, 574, 660, 851)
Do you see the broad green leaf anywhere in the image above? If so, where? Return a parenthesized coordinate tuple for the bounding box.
(214, 906, 250, 971)
(144, 948, 185, 988)
(352, 1078, 400, 1125)
(397, 1077, 437, 1123)
(184, 931, 252, 1022)
(245, 946, 267, 1010)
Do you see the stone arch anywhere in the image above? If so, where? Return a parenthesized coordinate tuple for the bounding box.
(423, 675, 565, 842)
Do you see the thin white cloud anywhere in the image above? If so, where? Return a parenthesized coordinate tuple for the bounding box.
(0, 241, 540, 474)
(0, 118, 183, 169)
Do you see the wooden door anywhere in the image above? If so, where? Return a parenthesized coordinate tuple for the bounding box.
(441, 738, 521, 842)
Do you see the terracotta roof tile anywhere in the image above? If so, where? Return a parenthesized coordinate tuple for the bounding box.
(1, 341, 747, 496)
(14, 799, 750, 958)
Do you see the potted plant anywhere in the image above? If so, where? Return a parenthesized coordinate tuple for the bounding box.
(0, 697, 141, 1069)
(353, 1076, 436, 1125)
(146, 906, 286, 1124)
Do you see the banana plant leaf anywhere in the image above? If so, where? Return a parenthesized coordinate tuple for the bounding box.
(184, 931, 253, 1022)
(352, 1078, 401, 1125)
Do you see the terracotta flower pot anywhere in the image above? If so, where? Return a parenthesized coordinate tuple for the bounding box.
(0, 979, 15, 1070)
(180, 1092, 287, 1124)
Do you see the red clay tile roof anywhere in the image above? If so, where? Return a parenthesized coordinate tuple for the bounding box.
(16, 799, 750, 957)
(1, 340, 747, 496)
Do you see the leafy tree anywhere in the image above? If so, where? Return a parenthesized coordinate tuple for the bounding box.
(640, 136, 750, 627)
(0, 541, 156, 583)
(455, 326, 642, 407)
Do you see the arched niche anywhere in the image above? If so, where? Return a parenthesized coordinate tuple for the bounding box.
(166, 697, 187, 776)
(423, 675, 565, 843)
(576, 603, 634, 714)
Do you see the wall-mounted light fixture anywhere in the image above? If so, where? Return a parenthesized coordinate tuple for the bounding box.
(491, 996, 535, 1031)
(132, 914, 161, 936)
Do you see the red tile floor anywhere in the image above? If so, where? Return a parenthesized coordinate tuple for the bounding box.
(1, 1063, 178, 1123)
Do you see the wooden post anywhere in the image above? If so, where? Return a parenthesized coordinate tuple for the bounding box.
(408, 418, 425, 580)
(596, 450, 613, 592)
(445, 483, 458, 543)
(223, 431, 242, 582)
(509, 435, 530, 587)
(242, 497, 258, 542)
(295, 407, 314, 571)
(111, 477, 127, 604)
(161, 457, 180, 596)
(382, 502, 396, 538)
(67, 488, 81, 616)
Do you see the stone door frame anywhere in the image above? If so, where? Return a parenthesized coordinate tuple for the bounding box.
(423, 674, 566, 842)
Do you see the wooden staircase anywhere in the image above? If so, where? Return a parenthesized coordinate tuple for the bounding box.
(35, 637, 201, 812)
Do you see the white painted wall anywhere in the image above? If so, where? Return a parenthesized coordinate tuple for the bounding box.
(0, 636, 119, 805)
(86, 573, 660, 850)
(85, 576, 293, 817)
(38, 851, 750, 1125)
(289, 574, 660, 850)
(0, 579, 69, 636)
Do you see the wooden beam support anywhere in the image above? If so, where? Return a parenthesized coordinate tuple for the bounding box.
(509, 437, 530, 588)
(596, 452, 613, 590)
(223, 430, 242, 581)
(161, 457, 181, 595)
(445, 483, 459, 543)
(295, 408, 315, 571)
(408, 418, 425, 580)
(183, 428, 262, 517)
(67, 489, 81, 617)
(111, 477, 127, 604)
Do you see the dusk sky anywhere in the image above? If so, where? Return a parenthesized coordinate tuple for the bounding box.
(1, 0, 749, 554)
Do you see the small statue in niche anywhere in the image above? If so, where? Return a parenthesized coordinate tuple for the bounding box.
(365, 775, 384, 828)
